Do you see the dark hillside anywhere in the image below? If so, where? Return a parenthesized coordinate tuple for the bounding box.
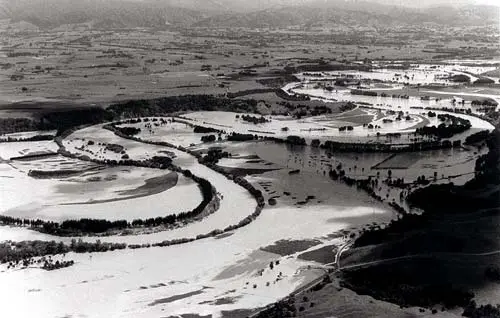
(339, 129, 500, 312)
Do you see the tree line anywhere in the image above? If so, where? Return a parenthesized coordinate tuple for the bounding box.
(416, 114, 471, 139)
(465, 130, 490, 145)
(0, 134, 54, 142)
(114, 126, 141, 136)
(320, 139, 461, 153)
(1, 95, 265, 137)
(239, 114, 270, 124)
(0, 239, 127, 265)
(194, 125, 221, 133)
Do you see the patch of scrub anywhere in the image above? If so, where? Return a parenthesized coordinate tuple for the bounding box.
(297, 245, 338, 264)
(214, 232, 234, 240)
(213, 250, 278, 281)
(62, 172, 179, 205)
(230, 154, 260, 160)
(149, 283, 167, 289)
(216, 156, 282, 176)
(220, 309, 259, 318)
(199, 296, 242, 306)
(164, 314, 211, 318)
(148, 289, 204, 306)
(219, 166, 280, 177)
(118, 172, 178, 196)
(260, 239, 322, 256)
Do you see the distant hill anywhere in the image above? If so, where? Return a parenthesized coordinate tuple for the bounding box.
(158, 0, 312, 13)
(193, 4, 499, 29)
(363, 0, 499, 9)
(0, 0, 207, 29)
(0, 0, 497, 30)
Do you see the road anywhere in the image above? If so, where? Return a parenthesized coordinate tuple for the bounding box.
(330, 249, 500, 271)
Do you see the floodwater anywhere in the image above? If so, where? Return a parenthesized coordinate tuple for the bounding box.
(294, 85, 460, 110)
(243, 140, 482, 185)
(290, 63, 500, 112)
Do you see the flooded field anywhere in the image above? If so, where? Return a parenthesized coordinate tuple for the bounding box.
(0, 158, 202, 222)
(244, 141, 483, 185)
(297, 63, 500, 84)
(288, 63, 500, 113)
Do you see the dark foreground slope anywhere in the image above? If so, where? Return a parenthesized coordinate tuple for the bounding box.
(338, 130, 500, 315)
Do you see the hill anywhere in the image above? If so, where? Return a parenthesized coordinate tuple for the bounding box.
(0, 0, 207, 29)
(337, 130, 500, 313)
(0, 0, 497, 30)
(193, 3, 499, 29)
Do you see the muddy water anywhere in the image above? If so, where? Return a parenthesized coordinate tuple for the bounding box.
(294, 86, 459, 110)
(241, 141, 480, 185)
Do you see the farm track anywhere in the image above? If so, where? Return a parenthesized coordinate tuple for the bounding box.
(333, 249, 500, 272)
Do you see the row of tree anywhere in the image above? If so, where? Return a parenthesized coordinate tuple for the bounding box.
(227, 132, 258, 142)
(0, 134, 54, 142)
(200, 149, 230, 165)
(465, 130, 490, 145)
(114, 126, 141, 136)
(201, 134, 218, 143)
(106, 95, 260, 118)
(1, 94, 269, 138)
(194, 125, 220, 133)
(0, 117, 50, 135)
(338, 126, 354, 132)
(471, 99, 497, 106)
(0, 239, 127, 264)
(416, 122, 471, 139)
(350, 89, 377, 97)
(239, 114, 270, 124)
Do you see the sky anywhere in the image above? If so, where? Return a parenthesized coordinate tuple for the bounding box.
(116, 0, 500, 6)
(242, 0, 500, 9)
(474, 0, 500, 6)
(364, 0, 500, 7)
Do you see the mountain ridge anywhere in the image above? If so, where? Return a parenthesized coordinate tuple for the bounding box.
(0, 0, 497, 30)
